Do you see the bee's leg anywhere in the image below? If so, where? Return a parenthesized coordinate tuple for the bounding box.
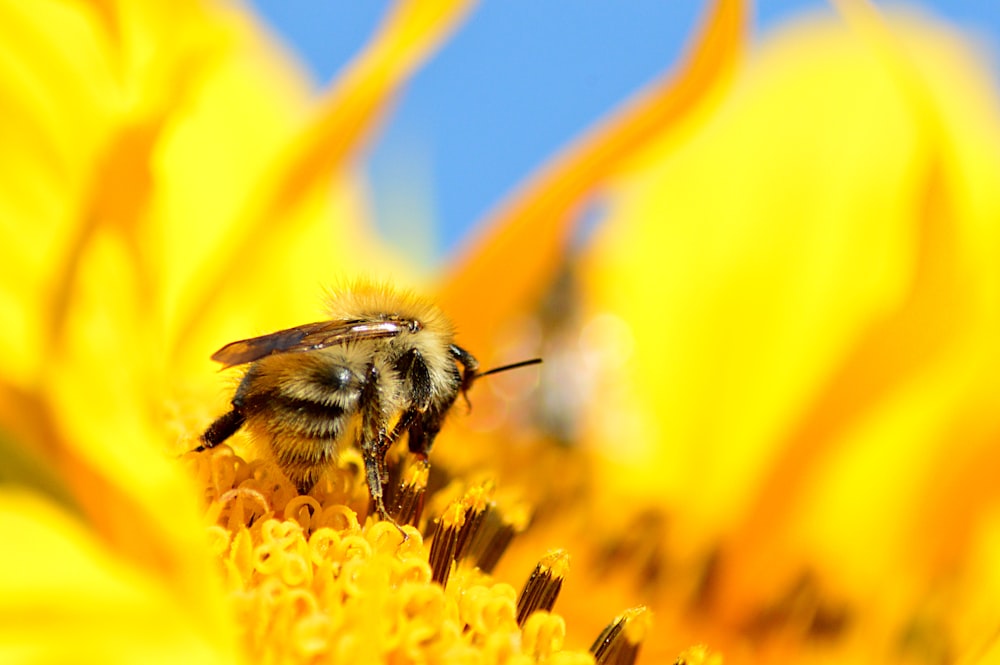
(358, 363, 394, 523)
(386, 409, 418, 455)
(194, 409, 245, 452)
(449, 343, 480, 375)
(449, 344, 480, 409)
(406, 406, 449, 460)
(195, 373, 253, 452)
(361, 445, 388, 520)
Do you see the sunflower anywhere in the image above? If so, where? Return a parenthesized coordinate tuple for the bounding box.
(3, 0, 1000, 664)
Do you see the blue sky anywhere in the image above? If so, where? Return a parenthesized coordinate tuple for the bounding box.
(248, 1, 1000, 260)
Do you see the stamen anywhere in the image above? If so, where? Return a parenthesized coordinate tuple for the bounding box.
(590, 606, 651, 665)
(388, 461, 429, 527)
(428, 501, 466, 586)
(516, 549, 569, 626)
(453, 484, 492, 561)
(427, 483, 494, 587)
(464, 501, 531, 574)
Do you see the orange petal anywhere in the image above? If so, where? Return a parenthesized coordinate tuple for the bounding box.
(439, 0, 747, 355)
(171, 0, 476, 352)
(41, 228, 235, 635)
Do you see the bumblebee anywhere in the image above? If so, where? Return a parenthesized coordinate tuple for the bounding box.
(197, 285, 538, 521)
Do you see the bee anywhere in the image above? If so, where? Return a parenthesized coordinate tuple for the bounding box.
(196, 284, 540, 522)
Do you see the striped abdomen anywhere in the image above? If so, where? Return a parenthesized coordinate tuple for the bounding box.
(235, 358, 363, 492)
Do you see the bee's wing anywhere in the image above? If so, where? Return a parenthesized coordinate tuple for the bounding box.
(211, 319, 412, 368)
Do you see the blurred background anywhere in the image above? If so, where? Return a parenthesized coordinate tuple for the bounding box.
(249, 1, 998, 262)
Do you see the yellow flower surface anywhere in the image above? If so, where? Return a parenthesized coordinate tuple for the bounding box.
(182, 443, 619, 664)
(3, 0, 1000, 664)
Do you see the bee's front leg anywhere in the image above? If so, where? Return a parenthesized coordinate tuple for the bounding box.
(357, 363, 410, 541)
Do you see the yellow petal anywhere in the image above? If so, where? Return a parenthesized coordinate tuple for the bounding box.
(170, 0, 476, 360)
(0, 1, 118, 387)
(0, 1, 271, 631)
(0, 488, 238, 664)
(580, 3, 1000, 640)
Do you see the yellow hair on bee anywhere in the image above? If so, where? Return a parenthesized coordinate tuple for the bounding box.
(322, 282, 460, 398)
(322, 280, 455, 338)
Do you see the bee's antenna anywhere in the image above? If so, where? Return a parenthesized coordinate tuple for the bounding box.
(475, 357, 542, 379)
(459, 357, 541, 412)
